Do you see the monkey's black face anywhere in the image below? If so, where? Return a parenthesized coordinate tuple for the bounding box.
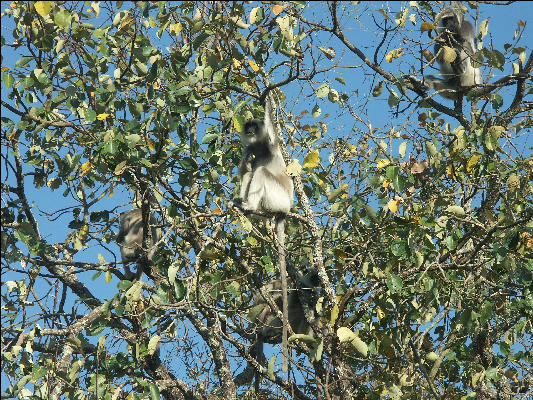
(243, 120, 263, 137)
(439, 14, 459, 32)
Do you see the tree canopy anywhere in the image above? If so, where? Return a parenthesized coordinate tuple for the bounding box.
(1, 1, 532, 400)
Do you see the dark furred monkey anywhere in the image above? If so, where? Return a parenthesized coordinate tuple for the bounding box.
(116, 209, 161, 264)
(426, 7, 482, 99)
(235, 270, 318, 387)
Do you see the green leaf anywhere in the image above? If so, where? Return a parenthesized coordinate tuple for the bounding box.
(15, 56, 34, 68)
(288, 334, 316, 344)
(54, 9, 72, 29)
(386, 273, 403, 293)
(21, 76, 35, 89)
(248, 303, 266, 322)
(174, 280, 186, 301)
(335, 77, 346, 85)
(84, 109, 96, 122)
(373, 81, 384, 97)
(310, 338, 324, 361)
(246, 236, 258, 246)
(202, 133, 219, 144)
(312, 104, 321, 117)
(118, 280, 133, 291)
(149, 383, 160, 400)
(104, 138, 118, 154)
(391, 239, 407, 258)
(3, 73, 14, 89)
(425, 140, 437, 156)
(388, 90, 400, 107)
(267, 355, 276, 380)
(445, 205, 465, 217)
(135, 62, 148, 75)
(386, 166, 406, 193)
(125, 133, 141, 147)
(445, 235, 457, 250)
(486, 125, 505, 151)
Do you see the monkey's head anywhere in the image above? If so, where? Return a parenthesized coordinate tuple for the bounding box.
(241, 119, 266, 146)
(436, 8, 462, 34)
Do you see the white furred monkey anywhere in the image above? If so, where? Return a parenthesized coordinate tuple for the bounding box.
(426, 6, 482, 99)
(235, 100, 293, 214)
(232, 95, 294, 373)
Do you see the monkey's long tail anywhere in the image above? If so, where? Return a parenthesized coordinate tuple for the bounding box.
(276, 215, 289, 373)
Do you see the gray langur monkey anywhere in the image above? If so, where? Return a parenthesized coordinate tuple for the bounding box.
(232, 96, 294, 373)
(235, 271, 318, 387)
(425, 7, 482, 99)
(116, 209, 161, 270)
(234, 99, 293, 214)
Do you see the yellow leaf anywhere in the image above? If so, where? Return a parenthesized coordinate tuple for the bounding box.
(442, 46, 457, 63)
(80, 161, 93, 177)
(378, 9, 391, 21)
(248, 58, 260, 72)
(230, 16, 250, 29)
(421, 49, 434, 62)
(232, 58, 242, 70)
(330, 305, 339, 325)
(272, 4, 286, 15)
(105, 270, 112, 283)
(382, 179, 391, 188)
(249, 7, 259, 24)
(377, 158, 390, 168)
(79, 224, 89, 240)
(351, 336, 368, 357)
(385, 48, 404, 63)
(318, 46, 336, 60)
(97, 113, 110, 121)
(421, 21, 436, 32)
(320, 122, 327, 135)
(466, 154, 481, 172)
(376, 306, 385, 320)
(303, 150, 320, 168)
(337, 327, 357, 343)
(232, 116, 243, 133)
(341, 183, 348, 199)
(91, 2, 100, 18)
(1, 66, 10, 72)
(446, 165, 455, 177)
(286, 159, 303, 176)
(147, 139, 156, 152)
(169, 22, 182, 36)
(388, 197, 400, 213)
(34, 1, 52, 17)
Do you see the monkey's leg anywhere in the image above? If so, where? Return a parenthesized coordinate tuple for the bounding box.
(239, 171, 253, 203)
(254, 338, 265, 391)
(241, 167, 267, 211)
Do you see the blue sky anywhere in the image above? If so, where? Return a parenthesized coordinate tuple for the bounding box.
(1, 0, 532, 394)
